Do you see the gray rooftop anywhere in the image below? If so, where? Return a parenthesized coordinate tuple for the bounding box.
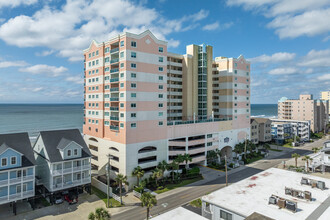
(37, 129, 91, 163)
(0, 132, 36, 167)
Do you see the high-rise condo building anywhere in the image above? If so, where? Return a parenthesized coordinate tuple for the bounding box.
(321, 91, 330, 121)
(83, 30, 250, 185)
(278, 94, 329, 133)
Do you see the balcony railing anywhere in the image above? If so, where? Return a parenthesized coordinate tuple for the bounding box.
(110, 125, 119, 131)
(110, 107, 119, 111)
(63, 167, 72, 174)
(22, 175, 34, 182)
(110, 116, 119, 121)
(52, 164, 91, 176)
(52, 169, 62, 176)
(110, 87, 119, 92)
(110, 69, 119, 73)
(167, 117, 232, 126)
(110, 58, 119, 64)
(0, 179, 8, 186)
(110, 78, 119, 82)
(10, 177, 22, 184)
(52, 177, 91, 190)
(110, 97, 119, 101)
(110, 48, 119, 53)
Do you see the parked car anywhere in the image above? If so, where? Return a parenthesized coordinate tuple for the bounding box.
(54, 194, 63, 204)
(64, 193, 78, 205)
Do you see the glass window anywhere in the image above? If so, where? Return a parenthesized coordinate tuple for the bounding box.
(74, 149, 78, 155)
(159, 67, 163, 72)
(11, 157, 17, 165)
(120, 51, 124, 58)
(96, 50, 99, 56)
(158, 103, 163, 108)
(120, 113, 124, 117)
(120, 93, 124, 97)
(105, 57, 110, 63)
(158, 121, 163, 126)
(131, 113, 136, 118)
(67, 150, 71, 157)
(131, 73, 136, 78)
(131, 123, 137, 128)
(131, 41, 137, 47)
(131, 52, 136, 58)
(234, 63, 237, 68)
(158, 112, 163, 116)
(131, 83, 136, 88)
(120, 73, 124, 78)
(89, 53, 91, 58)
(159, 76, 163, 80)
(159, 85, 163, 89)
(120, 63, 124, 68)
(105, 47, 110, 53)
(120, 123, 124, 128)
(120, 83, 124, 88)
(131, 93, 136, 98)
(159, 47, 163, 52)
(158, 94, 163, 98)
(131, 103, 136, 108)
(120, 103, 124, 108)
(131, 63, 137, 68)
(92, 52, 95, 57)
(120, 41, 124, 47)
(159, 57, 163, 62)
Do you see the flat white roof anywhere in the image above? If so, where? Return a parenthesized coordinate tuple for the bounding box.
(202, 168, 330, 220)
(153, 207, 207, 220)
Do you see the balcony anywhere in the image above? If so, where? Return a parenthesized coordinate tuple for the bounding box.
(22, 175, 34, 182)
(110, 78, 119, 82)
(110, 116, 119, 121)
(168, 150, 186, 156)
(110, 107, 119, 111)
(168, 140, 186, 146)
(110, 58, 119, 64)
(52, 177, 91, 191)
(110, 48, 119, 53)
(0, 179, 8, 186)
(110, 125, 119, 131)
(110, 87, 119, 92)
(110, 97, 119, 101)
(10, 177, 22, 184)
(110, 69, 119, 73)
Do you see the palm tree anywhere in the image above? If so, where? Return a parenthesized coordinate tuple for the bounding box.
(182, 153, 192, 169)
(132, 166, 144, 186)
(141, 192, 157, 220)
(115, 174, 129, 204)
(175, 154, 185, 164)
(157, 160, 168, 173)
(214, 149, 222, 163)
(88, 207, 111, 220)
(168, 161, 178, 182)
(207, 150, 217, 164)
(302, 155, 313, 172)
(263, 143, 271, 152)
(312, 147, 320, 153)
(291, 153, 300, 167)
(152, 168, 163, 186)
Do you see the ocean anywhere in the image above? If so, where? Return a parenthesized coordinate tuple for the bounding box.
(0, 104, 277, 138)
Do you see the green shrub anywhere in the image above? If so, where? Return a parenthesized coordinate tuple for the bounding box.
(134, 186, 144, 193)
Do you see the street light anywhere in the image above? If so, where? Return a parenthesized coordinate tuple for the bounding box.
(106, 154, 114, 208)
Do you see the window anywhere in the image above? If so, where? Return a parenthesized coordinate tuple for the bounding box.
(131, 63, 137, 68)
(120, 41, 124, 47)
(234, 63, 237, 68)
(74, 149, 78, 155)
(92, 52, 95, 57)
(207, 142, 212, 146)
(120, 93, 124, 98)
(96, 69, 99, 73)
(131, 73, 136, 78)
(120, 51, 124, 58)
(159, 47, 163, 52)
(131, 123, 137, 128)
(159, 57, 163, 62)
(159, 76, 163, 80)
(11, 157, 17, 165)
(131, 93, 136, 98)
(246, 72, 249, 76)
(234, 84, 237, 87)
(92, 61, 95, 66)
(131, 103, 136, 108)
(1, 158, 7, 166)
(120, 63, 124, 68)
(220, 210, 232, 220)
(159, 67, 163, 72)
(89, 53, 91, 58)
(131, 83, 137, 88)
(131, 113, 136, 118)
(105, 112, 110, 116)
(159, 85, 163, 90)
(158, 112, 163, 117)
(96, 50, 99, 56)
(120, 73, 124, 78)
(89, 62, 91, 67)
(120, 103, 124, 108)
(120, 83, 124, 88)
(131, 41, 137, 47)
(131, 52, 136, 58)
(207, 134, 212, 138)
(105, 67, 110, 72)
(158, 94, 163, 98)
(120, 123, 124, 128)
(234, 70, 237, 74)
(120, 113, 124, 117)
(105, 47, 110, 53)
(158, 103, 163, 108)
(68, 150, 72, 157)
(158, 121, 163, 126)
(105, 57, 110, 63)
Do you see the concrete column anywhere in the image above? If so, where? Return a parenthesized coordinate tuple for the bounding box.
(13, 201, 16, 215)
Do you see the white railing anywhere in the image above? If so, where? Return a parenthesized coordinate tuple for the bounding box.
(9, 193, 22, 200)
(112, 193, 123, 204)
(23, 175, 34, 182)
(52, 177, 91, 190)
(82, 177, 91, 184)
(52, 169, 62, 175)
(72, 166, 81, 172)
(0, 179, 8, 186)
(63, 168, 72, 174)
(82, 164, 91, 170)
(10, 177, 22, 184)
(0, 195, 8, 203)
(23, 190, 34, 197)
(133, 190, 142, 198)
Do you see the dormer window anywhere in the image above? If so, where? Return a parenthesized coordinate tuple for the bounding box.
(74, 149, 78, 155)
(68, 150, 72, 157)
(1, 158, 7, 166)
(11, 156, 16, 165)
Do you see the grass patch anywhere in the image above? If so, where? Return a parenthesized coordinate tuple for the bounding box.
(283, 143, 293, 148)
(154, 176, 203, 194)
(91, 186, 122, 207)
(39, 197, 51, 207)
(190, 198, 202, 208)
(269, 148, 283, 152)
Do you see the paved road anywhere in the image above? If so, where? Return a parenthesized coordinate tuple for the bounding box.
(112, 148, 311, 220)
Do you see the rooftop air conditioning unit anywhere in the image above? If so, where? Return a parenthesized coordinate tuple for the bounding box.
(269, 196, 277, 205)
(311, 181, 317, 188)
(286, 201, 297, 212)
(301, 178, 308, 185)
(317, 181, 325, 190)
(278, 198, 286, 209)
(304, 191, 312, 201)
(285, 188, 292, 195)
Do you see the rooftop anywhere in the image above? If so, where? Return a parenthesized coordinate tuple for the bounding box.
(202, 168, 330, 220)
(153, 207, 207, 220)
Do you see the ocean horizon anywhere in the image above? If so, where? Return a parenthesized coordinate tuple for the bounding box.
(0, 104, 277, 138)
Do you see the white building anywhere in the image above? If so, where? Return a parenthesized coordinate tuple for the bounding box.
(271, 119, 310, 141)
(201, 168, 330, 220)
(153, 207, 207, 220)
(310, 141, 330, 173)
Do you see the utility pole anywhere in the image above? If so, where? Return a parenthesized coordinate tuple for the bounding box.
(244, 134, 247, 159)
(225, 155, 228, 186)
(106, 154, 113, 208)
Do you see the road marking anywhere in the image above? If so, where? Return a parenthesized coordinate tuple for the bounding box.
(180, 194, 191, 199)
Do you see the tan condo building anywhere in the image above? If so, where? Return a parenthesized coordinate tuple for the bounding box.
(250, 118, 272, 144)
(321, 91, 330, 122)
(82, 30, 250, 185)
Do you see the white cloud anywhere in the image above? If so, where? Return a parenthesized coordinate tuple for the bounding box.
(167, 39, 180, 48)
(0, 0, 38, 9)
(35, 50, 55, 57)
(19, 64, 67, 77)
(298, 49, 330, 67)
(226, 0, 330, 39)
(203, 22, 219, 31)
(0, 0, 209, 61)
(31, 87, 43, 92)
(0, 60, 27, 68)
(66, 76, 84, 84)
(317, 73, 330, 81)
(249, 52, 296, 63)
(269, 67, 298, 75)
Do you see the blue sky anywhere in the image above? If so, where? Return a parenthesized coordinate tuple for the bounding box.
(0, 0, 329, 104)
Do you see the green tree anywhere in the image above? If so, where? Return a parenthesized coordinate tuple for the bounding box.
(157, 160, 168, 173)
(291, 153, 300, 167)
(215, 149, 222, 163)
(207, 150, 217, 164)
(302, 155, 313, 172)
(88, 207, 111, 220)
(175, 154, 185, 164)
(152, 168, 163, 186)
(263, 143, 271, 151)
(312, 147, 321, 153)
(182, 153, 192, 169)
(115, 174, 129, 204)
(141, 192, 157, 220)
(132, 166, 144, 187)
(168, 161, 179, 182)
